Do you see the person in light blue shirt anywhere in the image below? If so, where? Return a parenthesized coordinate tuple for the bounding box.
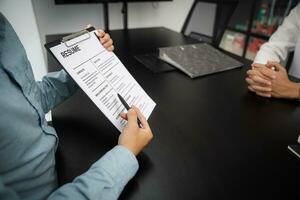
(0, 13, 153, 200)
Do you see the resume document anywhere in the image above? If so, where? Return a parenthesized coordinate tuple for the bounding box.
(49, 30, 156, 131)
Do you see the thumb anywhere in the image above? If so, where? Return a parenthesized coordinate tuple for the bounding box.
(127, 109, 138, 125)
(251, 63, 265, 69)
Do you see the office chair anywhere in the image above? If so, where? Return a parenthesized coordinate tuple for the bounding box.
(182, 0, 239, 47)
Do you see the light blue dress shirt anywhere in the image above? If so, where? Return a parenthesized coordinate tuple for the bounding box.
(0, 13, 138, 200)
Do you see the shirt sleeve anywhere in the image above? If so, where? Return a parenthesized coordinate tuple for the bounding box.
(0, 145, 138, 200)
(0, 177, 20, 200)
(36, 69, 79, 113)
(254, 4, 300, 64)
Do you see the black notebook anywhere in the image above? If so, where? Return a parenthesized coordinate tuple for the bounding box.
(159, 43, 243, 78)
(134, 52, 176, 73)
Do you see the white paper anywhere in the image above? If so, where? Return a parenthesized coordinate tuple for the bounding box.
(50, 30, 156, 131)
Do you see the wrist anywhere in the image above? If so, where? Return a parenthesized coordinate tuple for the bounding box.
(287, 82, 300, 99)
(119, 144, 139, 156)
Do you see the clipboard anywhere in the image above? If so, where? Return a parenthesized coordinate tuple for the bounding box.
(44, 27, 156, 132)
(45, 26, 95, 63)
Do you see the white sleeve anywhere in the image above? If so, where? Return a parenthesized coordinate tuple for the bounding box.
(254, 3, 300, 64)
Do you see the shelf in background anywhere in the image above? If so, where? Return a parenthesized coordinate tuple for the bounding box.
(219, 0, 298, 61)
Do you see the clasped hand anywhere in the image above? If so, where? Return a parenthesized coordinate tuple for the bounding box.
(246, 61, 299, 99)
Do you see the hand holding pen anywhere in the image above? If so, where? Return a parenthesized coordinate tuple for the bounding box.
(118, 105, 153, 156)
(117, 93, 143, 128)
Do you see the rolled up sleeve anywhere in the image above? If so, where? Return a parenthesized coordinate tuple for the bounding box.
(36, 70, 78, 113)
(254, 4, 300, 64)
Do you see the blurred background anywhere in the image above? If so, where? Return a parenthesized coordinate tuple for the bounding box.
(0, 0, 299, 81)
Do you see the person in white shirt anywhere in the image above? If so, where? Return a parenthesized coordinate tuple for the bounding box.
(246, 3, 300, 99)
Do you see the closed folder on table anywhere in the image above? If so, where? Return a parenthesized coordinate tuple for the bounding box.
(159, 43, 243, 78)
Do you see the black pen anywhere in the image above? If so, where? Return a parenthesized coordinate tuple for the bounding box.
(117, 93, 142, 128)
(94, 32, 101, 42)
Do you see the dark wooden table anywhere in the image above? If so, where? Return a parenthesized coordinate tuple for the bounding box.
(47, 27, 300, 200)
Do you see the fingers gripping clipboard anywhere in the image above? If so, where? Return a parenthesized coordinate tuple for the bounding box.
(45, 27, 156, 132)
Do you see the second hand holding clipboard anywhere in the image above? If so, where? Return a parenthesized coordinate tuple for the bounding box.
(45, 27, 156, 132)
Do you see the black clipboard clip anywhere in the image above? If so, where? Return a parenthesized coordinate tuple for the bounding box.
(62, 28, 91, 47)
